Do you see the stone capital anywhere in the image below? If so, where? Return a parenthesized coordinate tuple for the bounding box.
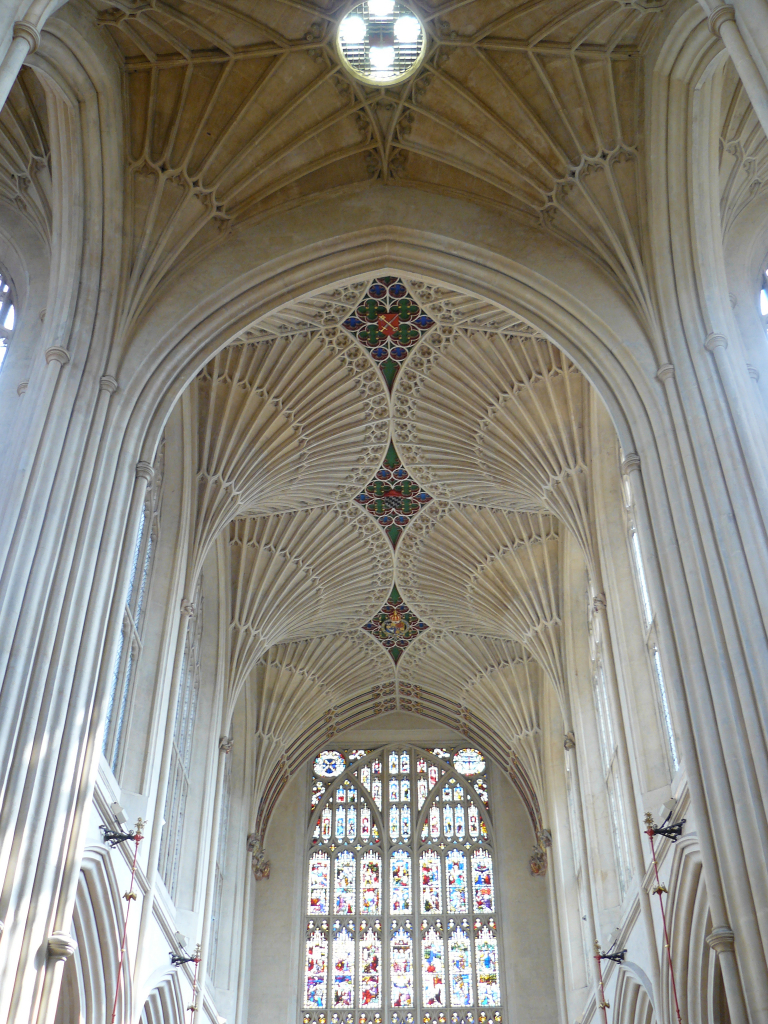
(706, 926, 736, 954)
(135, 461, 154, 483)
(705, 332, 728, 352)
(747, 363, 760, 381)
(99, 374, 119, 394)
(47, 932, 77, 963)
(45, 346, 70, 367)
(219, 735, 234, 753)
(563, 731, 576, 751)
(621, 451, 641, 475)
(16, 380, 28, 396)
(708, 4, 736, 36)
(656, 363, 675, 382)
(180, 597, 196, 618)
(13, 20, 40, 53)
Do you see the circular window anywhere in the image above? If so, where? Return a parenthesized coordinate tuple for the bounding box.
(313, 750, 346, 778)
(338, 1, 426, 85)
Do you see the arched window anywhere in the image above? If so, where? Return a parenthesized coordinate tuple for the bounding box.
(0, 269, 15, 368)
(620, 473, 680, 772)
(102, 443, 164, 775)
(302, 746, 503, 1024)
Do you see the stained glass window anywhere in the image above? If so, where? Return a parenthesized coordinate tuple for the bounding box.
(302, 746, 502, 1024)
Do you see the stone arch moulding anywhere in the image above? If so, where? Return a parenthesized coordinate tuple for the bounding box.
(113, 218, 666, 476)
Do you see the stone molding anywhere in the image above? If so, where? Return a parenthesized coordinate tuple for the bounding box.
(16, 380, 28, 396)
(708, 4, 736, 37)
(13, 20, 41, 53)
(45, 346, 70, 367)
(706, 926, 736, 954)
(621, 452, 641, 474)
(135, 461, 154, 483)
(704, 332, 728, 352)
(47, 932, 77, 963)
(656, 363, 675, 382)
(747, 364, 760, 381)
(99, 374, 118, 394)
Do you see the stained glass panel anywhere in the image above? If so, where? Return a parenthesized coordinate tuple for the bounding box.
(308, 851, 330, 915)
(359, 929, 382, 1007)
(448, 930, 473, 1006)
(420, 853, 442, 914)
(332, 927, 355, 1007)
(471, 853, 494, 913)
(391, 850, 411, 913)
(304, 746, 500, 1023)
(334, 852, 356, 916)
(361, 805, 372, 841)
(390, 806, 400, 840)
(417, 778, 428, 809)
(360, 853, 382, 915)
(474, 928, 500, 1005)
(455, 804, 466, 839)
(445, 851, 468, 914)
(453, 749, 485, 776)
(401, 804, 411, 840)
(305, 930, 328, 1007)
(315, 751, 345, 778)
(391, 929, 413, 1006)
(421, 928, 446, 1007)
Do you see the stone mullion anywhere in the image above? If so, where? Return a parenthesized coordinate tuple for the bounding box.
(0, 369, 129, 1024)
(624, 450, 753, 1023)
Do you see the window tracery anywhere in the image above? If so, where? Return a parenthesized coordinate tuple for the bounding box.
(103, 443, 164, 774)
(621, 473, 680, 772)
(303, 746, 502, 1024)
(158, 579, 203, 898)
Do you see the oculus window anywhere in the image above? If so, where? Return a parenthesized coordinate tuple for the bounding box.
(338, 2, 426, 84)
(302, 745, 503, 1024)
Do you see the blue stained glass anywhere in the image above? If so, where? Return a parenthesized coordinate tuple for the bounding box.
(305, 930, 328, 1007)
(332, 928, 355, 1007)
(334, 852, 356, 915)
(449, 930, 473, 1006)
(422, 928, 446, 1007)
(446, 851, 468, 914)
(475, 928, 500, 1005)
(314, 751, 345, 778)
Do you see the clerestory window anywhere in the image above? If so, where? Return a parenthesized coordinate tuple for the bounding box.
(103, 443, 164, 775)
(301, 745, 503, 1024)
(0, 269, 15, 369)
(621, 474, 680, 773)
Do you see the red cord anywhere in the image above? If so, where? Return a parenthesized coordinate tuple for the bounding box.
(646, 828, 683, 1024)
(187, 951, 201, 1024)
(110, 831, 143, 1024)
(594, 943, 610, 1024)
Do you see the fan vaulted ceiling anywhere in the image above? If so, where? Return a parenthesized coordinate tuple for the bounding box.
(85, 0, 662, 334)
(190, 273, 598, 844)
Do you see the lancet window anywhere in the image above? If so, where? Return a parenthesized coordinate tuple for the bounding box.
(621, 473, 680, 772)
(0, 269, 14, 369)
(102, 446, 164, 774)
(302, 746, 503, 1024)
(158, 580, 203, 898)
(588, 609, 632, 900)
